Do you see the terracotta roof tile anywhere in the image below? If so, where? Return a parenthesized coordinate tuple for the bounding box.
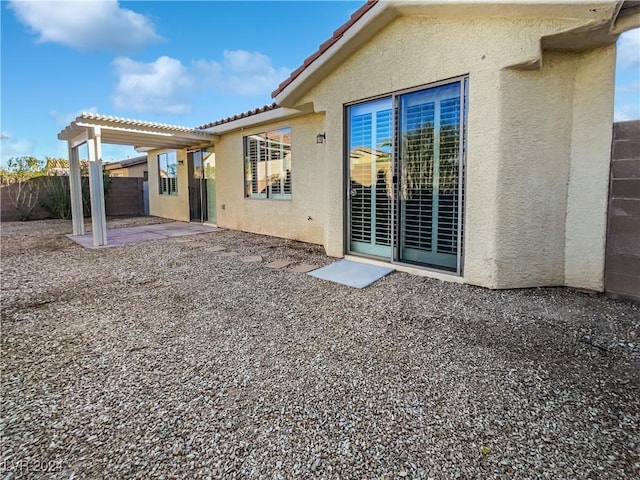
(196, 103, 279, 130)
(271, 0, 378, 98)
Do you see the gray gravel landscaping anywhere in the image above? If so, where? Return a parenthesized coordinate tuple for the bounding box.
(1, 217, 639, 479)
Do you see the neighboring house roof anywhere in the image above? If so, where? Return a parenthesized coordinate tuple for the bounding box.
(105, 155, 147, 170)
(271, 0, 378, 98)
(350, 146, 390, 158)
(197, 103, 280, 130)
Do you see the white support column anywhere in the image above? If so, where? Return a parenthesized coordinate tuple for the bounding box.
(68, 141, 85, 236)
(87, 127, 107, 247)
(94, 128, 108, 244)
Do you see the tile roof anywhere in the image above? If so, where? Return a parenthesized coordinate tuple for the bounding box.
(196, 103, 280, 130)
(271, 0, 378, 98)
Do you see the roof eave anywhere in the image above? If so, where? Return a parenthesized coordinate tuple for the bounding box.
(274, 1, 393, 107)
(612, 1, 640, 34)
(201, 105, 313, 135)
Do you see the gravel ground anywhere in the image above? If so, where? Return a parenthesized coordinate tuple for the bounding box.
(1, 218, 639, 479)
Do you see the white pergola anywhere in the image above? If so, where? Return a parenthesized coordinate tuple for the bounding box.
(58, 113, 218, 247)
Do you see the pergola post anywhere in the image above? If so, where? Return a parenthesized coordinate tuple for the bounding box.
(87, 127, 107, 247)
(68, 142, 84, 236)
(58, 114, 219, 246)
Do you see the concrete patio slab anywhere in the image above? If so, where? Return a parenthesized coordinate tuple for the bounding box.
(68, 222, 218, 248)
(307, 259, 394, 288)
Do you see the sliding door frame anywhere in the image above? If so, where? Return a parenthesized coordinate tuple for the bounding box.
(344, 75, 468, 276)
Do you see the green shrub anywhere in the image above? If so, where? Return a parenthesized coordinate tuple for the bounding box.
(41, 176, 71, 219)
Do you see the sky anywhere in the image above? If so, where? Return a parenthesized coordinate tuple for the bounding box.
(1, 0, 639, 165)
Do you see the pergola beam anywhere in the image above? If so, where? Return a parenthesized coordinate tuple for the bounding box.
(74, 122, 219, 144)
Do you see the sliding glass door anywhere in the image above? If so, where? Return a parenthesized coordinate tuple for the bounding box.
(347, 98, 393, 257)
(398, 82, 462, 270)
(187, 147, 216, 224)
(346, 78, 466, 273)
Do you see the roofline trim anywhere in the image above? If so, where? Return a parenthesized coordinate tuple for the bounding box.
(201, 106, 312, 134)
(271, 1, 379, 99)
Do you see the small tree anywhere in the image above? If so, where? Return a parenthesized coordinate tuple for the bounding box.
(1, 156, 44, 220)
(41, 175, 71, 219)
(39, 158, 112, 218)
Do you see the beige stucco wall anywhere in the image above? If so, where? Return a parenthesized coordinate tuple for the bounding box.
(287, 16, 616, 289)
(565, 46, 616, 291)
(488, 52, 576, 289)
(491, 46, 616, 290)
(147, 148, 190, 222)
(214, 113, 326, 244)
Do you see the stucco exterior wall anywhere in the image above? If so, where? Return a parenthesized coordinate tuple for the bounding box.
(288, 16, 617, 289)
(214, 113, 326, 244)
(490, 51, 576, 288)
(147, 148, 190, 222)
(565, 46, 616, 291)
(486, 46, 615, 290)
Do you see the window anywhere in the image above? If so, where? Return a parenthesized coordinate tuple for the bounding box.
(158, 151, 178, 195)
(244, 127, 292, 199)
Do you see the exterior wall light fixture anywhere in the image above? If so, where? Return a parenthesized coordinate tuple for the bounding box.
(316, 132, 326, 144)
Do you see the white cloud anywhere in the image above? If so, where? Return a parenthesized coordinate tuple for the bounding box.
(193, 50, 292, 96)
(110, 50, 290, 115)
(111, 56, 194, 115)
(8, 0, 162, 52)
(0, 132, 35, 164)
(50, 107, 99, 127)
(617, 29, 640, 67)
